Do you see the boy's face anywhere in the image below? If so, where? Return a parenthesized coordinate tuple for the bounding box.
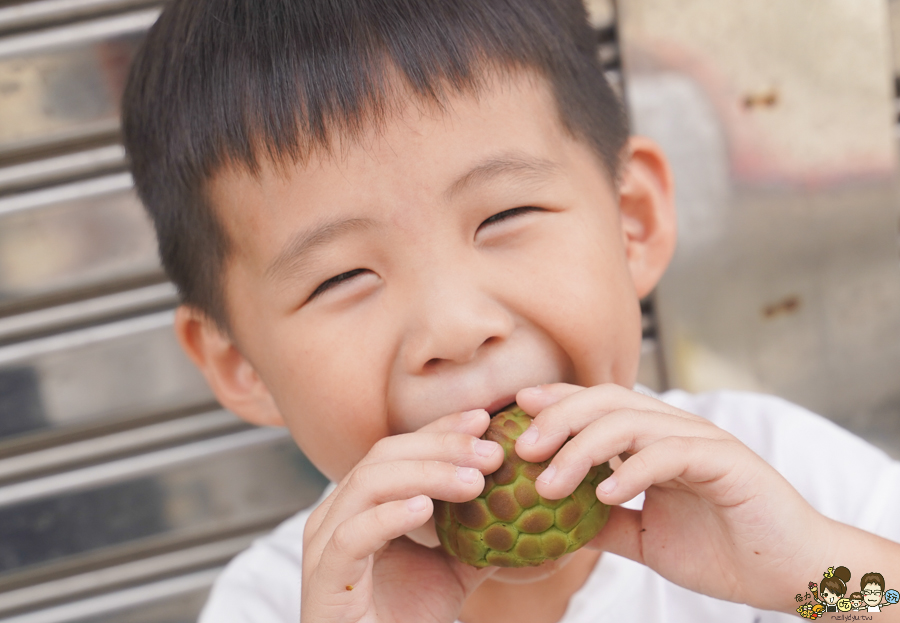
(195, 72, 674, 484)
(864, 584, 883, 606)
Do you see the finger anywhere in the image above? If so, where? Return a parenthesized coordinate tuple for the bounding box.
(361, 428, 503, 469)
(515, 383, 584, 413)
(518, 382, 691, 421)
(531, 409, 731, 499)
(417, 407, 493, 436)
(594, 436, 748, 506)
(306, 459, 492, 560)
(584, 505, 644, 564)
(311, 423, 500, 535)
(309, 495, 433, 597)
(515, 383, 705, 462)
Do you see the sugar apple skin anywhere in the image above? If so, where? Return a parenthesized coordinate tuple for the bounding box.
(433, 404, 613, 568)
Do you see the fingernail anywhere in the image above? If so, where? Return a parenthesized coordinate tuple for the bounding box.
(474, 440, 498, 457)
(537, 464, 556, 485)
(518, 424, 539, 445)
(462, 409, 487, 420)
(597, 475, 617, 495)
(519, 386, 544, 397)
(407, 495, 428, 512)
(457, 466, 480, 484)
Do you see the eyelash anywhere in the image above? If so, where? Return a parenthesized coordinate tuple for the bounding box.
(307, 207, 540, 302)
(478, 206, 541, 229)
(308, 268, 369, 300)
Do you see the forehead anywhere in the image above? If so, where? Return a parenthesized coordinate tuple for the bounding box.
(206, 71, 595, 266)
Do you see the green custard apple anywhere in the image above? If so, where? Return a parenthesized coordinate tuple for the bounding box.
(433, 404, 612, 568)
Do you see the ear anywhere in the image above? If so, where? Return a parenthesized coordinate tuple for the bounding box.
(174, 305, 286, 427)
(618, 136, 677, 298)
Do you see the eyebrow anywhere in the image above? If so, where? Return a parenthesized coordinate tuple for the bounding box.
(445, 153, 559, 200)
(266, 216, 379, 282)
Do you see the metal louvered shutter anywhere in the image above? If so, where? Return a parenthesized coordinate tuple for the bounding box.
(0, 3, 328, 621)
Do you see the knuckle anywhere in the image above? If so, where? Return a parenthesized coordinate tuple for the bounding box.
(418, 459, 443, 481)
(593, 383, 626, 407)
(596, 382, 621, 398)
(608, 407, 636, 426)
(440, 431, 469, 455)
(329, 521, 356, 555)
(560, 453, 592, 481)
(346, 464, 373, 495)
(533, 404, 564, 434)
(305, 505, 325, 531)
(663, 435, 690, 456)
(302, 519, 319, 551)
(372, 501, 397, 530)
(368, 436, 392, 460)
(717, 437, 744, 455)
(557, 434, 586, 462)
(628, 447, 654, 474)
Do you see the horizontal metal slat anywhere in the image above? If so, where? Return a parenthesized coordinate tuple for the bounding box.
(0, 426, 289, 507)
(3, 568, 219, 623)
(0, 282, 177, 345)
(0, 175, 161, 314)
(0, 145, 127, 195)
(0, 409, 245, 484)
(0, 310, 214, 448)
(0, 0, 161, 35)
(0, 429, 326, 581)
(0, 533, 257, 617)
(0, 10, 159, 158)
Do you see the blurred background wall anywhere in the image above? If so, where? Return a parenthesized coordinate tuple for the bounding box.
(0, 0, 897, 620)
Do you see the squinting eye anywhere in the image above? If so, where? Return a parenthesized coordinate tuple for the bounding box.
(308, 268, 369, 300)
(478, 206, 542, 229)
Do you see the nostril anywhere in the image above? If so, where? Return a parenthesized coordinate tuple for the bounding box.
(482, 336, 498, 347)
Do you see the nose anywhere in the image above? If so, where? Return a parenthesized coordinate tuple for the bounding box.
(400, 267, 515, 373)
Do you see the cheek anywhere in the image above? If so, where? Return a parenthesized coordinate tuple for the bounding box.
(517, 237, 640, 385)
(260, 318, 393, 480)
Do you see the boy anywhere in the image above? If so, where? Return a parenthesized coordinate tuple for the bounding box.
(120, 0, 900, 621)
(862, 572, 894, 613)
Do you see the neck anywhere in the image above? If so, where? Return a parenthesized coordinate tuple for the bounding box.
(459, 549, 602, 623)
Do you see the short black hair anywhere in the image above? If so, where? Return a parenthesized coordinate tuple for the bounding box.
(122, 0, 629, 331)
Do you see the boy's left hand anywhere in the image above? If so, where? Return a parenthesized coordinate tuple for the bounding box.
(514, 383, 827, 614)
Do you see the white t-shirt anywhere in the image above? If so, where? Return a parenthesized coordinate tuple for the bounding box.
(199, 389, 900, 622)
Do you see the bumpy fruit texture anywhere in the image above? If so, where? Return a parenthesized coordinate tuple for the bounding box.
(434, 404, 612, 568)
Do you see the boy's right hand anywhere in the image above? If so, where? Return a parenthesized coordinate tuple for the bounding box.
(300, 408, 504, 622)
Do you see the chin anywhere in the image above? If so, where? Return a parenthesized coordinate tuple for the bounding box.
(488, 553, 576, 584)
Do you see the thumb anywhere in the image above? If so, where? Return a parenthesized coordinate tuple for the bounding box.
(585, 506, 646, 565)
(515, 383, 585, 414)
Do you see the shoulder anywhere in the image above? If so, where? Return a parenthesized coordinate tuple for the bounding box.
(654, 388, 900, 538)
(198, 485, 333, 623)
